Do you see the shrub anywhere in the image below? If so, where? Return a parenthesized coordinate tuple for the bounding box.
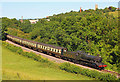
(59, 62, 117, 81)
(16, 48, 23, 54)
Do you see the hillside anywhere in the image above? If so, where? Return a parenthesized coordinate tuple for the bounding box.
(1, 6, 120, 73)
(109, 11, 118, 17)
(2, 43, 93, 80)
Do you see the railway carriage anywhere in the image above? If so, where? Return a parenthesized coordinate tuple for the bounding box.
(37, 42, 66, 57)
(7, 35, 22, 44)
(6, 34, 107, 70)
(21, 39, 37, 49)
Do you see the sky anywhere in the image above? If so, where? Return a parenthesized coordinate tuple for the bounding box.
(0, 0, 119, 19)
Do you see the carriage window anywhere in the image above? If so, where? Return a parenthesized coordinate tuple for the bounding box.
(56, 49, 58, 52)
(59, 50, 61, 53)
(47, 47, 48, 49)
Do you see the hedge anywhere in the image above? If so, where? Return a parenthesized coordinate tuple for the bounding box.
(59, 62, 118, 81)
(2, 41, 49, 63)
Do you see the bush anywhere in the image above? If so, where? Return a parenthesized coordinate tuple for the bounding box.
(17, 48, 23, 54)
(59, 62, 117, 81)
(2, 41, 51, 64)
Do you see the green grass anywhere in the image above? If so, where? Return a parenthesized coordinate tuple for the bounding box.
(2, 44, 94, 80)
(0, 40, 2, 81)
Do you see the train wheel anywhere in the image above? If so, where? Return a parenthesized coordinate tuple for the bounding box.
(58, 55, 61, 59)
(73, 60, 77, 63)
(67, 58, 70, 61)
(73, 59, 76, 63)
(92, 63, 96, 67)
(55, 55, 59, 58)
(49, 53, 52, 56)
(79, 61, 84, 65)
(70, 59, 74, 62)
(98, 67, 104, 70)
(33, 48, 36, 50)
(102, 67, 104, 70)
(38, 49, 42, 53)
(75, 60, 79, 64)
(64, 57, 67, 60)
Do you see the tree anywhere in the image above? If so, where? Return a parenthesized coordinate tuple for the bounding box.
(108, 6, 117, 12)
(1, 17, 9, 40)
(20, 20, 32, 33)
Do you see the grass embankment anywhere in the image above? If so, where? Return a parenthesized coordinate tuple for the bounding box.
(0, 41, 1, 81)
(2, 42, 93, 80)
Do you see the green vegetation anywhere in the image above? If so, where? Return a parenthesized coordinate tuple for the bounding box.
(2, 42, 93, 80)
(1, 6, 120, 73)
(0, 40, 2, 81)
(59, 63, 117, 81)
(2, 41, 119, 80)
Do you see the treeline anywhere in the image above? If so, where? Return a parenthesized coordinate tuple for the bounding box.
(1, 6, 120, 72)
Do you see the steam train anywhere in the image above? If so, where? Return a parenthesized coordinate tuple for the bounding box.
(6, 34, 107, 70)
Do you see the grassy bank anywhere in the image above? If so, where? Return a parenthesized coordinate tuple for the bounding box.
(2, 42, 93, 80)
(2, 41, 118, 81)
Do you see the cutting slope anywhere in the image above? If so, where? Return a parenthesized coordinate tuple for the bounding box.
(2, 45, 94, 80)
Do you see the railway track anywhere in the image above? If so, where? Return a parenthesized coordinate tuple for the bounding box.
(102, 70, 120, 78)
(5, 40, 120, 78)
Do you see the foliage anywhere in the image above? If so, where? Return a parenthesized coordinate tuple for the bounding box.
(1, 17, 21, 40)
(20, 20, 33, 33)
(59, 62, 118, 81)
(2, 6, 119, 72)
(103, 6, 117, 13)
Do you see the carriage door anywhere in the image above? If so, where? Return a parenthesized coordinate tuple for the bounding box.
(61, 49, 63, 55)
(62, 48, 67, 55)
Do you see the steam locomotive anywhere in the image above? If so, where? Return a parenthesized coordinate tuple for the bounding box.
(6, 34, 107, 70)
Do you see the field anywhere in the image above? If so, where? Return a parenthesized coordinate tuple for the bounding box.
(2, 43, 94, 80)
